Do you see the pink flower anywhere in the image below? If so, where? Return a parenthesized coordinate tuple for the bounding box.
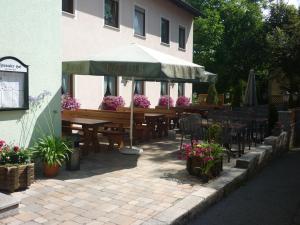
(101, 96, 125, 111)
(158, 96, 174, 107)
(61, 94, 80, 110)
(134, 95, 151, 108)
(13, 146, 20, 152)
(176, 96, 190, 107)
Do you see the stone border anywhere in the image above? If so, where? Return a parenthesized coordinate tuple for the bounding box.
(142, 132, 288, 225)
(0, 193, 19, 219)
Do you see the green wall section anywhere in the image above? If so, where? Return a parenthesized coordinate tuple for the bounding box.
(0, 0, 61, 147)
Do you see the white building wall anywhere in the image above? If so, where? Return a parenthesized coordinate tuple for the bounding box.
(63, 0, 195, 108)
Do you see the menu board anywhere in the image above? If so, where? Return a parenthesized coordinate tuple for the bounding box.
(0, 57, 28, 110)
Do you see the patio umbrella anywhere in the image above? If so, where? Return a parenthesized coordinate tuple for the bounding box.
(244, 69, 258, 106)
(62, 43, 207, 154)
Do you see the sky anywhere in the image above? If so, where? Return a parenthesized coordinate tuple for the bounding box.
(285, 0, 300, 7)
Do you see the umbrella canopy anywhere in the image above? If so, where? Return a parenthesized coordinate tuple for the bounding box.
(244, 69, 258, 106)
(62, 43, 205, 81)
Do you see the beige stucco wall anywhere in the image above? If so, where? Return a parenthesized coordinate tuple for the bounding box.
(64, 0, 195, 108)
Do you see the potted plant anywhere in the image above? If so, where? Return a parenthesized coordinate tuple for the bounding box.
(181, 141, 223, 182)
(31, 135, 72, 178)
(158, 95, 174, 107)
(101, 95, 125, 111)
(0, 140, 34, 192)
(134, 94, 151, 108)
(176, 96, 190, 107)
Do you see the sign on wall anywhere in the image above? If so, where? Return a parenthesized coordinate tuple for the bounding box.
(0, 57, 29, 110)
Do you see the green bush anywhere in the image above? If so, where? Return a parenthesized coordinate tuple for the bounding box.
(231, 80, 244, 107)
(206, 83, 218, 104)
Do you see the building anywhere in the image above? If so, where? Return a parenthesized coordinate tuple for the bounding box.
(62, 0, 200, 109)
(0, 0, 61, 146)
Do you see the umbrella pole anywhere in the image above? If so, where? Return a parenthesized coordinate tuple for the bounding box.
(130, 76, 135, 149)
(168, 80, 170, 110)
(119, 76, 143, 155)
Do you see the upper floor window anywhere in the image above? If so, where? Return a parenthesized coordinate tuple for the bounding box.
(178, 83, 185, 96)
(161, 82, 168, 96)
(161, 18, 170, 45)
(62, 0, 74, 14)
(134, 6, 145, 37)
(104, 76, 117, 96)
(179, 26, 186, 50)
(105, 0, 119, 28)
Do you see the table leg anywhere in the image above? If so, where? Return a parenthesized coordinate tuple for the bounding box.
(82, 125, 91, 155)
(92, 124, 100, 153)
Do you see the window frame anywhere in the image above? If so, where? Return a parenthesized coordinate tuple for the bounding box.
(178, 83, 185, 97)
(62, 0, 75, 15)
(104, 76, 118, 96)
(134, 5, 146, 38)
(160, 81, 168, 96)
(104, 0, 120, 29)
(134, 80, 145, 95)
(178, 25, 186, 50)
(161, 17, 170, 46)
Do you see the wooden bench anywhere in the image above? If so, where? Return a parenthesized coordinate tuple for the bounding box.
(117, 107, 178, 135)
(62, 109, 148, 149)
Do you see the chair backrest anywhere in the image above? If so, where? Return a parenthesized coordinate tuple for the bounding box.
(179, 114, 205, 140)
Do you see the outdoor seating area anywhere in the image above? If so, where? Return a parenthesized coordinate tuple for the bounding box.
(61, 104, 269, 163)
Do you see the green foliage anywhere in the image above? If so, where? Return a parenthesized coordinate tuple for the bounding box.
(265, 1, 300, 95)
(188, 0, 266, 94)
(206, 83, 219, 104)
(31, 135, 72, 166)
(231, 80, 244, 107)
(207, 123, 223, 143)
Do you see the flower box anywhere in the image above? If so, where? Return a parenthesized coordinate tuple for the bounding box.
(180, 142, 224, 182)
(0, 163, 34, 193)
(186, 156, 222, 182)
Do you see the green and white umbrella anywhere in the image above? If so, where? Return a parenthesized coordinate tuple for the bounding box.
(62, 43, 208, 154)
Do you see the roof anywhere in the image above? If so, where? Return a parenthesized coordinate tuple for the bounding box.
(170, 0, 201, 17)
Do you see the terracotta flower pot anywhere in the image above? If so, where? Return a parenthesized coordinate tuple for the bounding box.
(43, 163, 60, 178)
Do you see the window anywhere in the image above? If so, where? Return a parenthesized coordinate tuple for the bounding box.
(161, 82, 168, 96)
(134, 81, 144, 95)
(62, 74, 73, 96)
(105, 0, 119, 28)
(134, 6, 145, 37)
(62, 0, 74, 14)
(179, 26, 186, 50)
(178, 83, 185, 96)
(161, 18, 170, 44)
(104, 76, 117, 96)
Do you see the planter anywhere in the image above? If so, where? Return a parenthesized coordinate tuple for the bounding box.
(186, 156, 223, 182)
(0, 163, 34, 193)
(43, 163, 60, 178)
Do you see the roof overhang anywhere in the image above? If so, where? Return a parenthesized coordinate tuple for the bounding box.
(170, 0, 201, 17)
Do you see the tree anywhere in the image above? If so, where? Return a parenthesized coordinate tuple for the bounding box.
(188, 0, 266, 94)
(265, 1, 300, 95)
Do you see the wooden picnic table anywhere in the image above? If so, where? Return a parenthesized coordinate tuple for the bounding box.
(62, 117, 111, 154)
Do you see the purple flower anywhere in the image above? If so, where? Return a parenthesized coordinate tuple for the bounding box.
(134, 95, 151, 108)
(176, 96, 190, 107)
(101, 96, 125, 111)
(158, 96, 174, 107)
(61, 94, 81, 111)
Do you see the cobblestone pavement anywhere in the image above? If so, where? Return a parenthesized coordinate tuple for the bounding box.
(0, 138, 236, 225)
(189, 149, 300, 225)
